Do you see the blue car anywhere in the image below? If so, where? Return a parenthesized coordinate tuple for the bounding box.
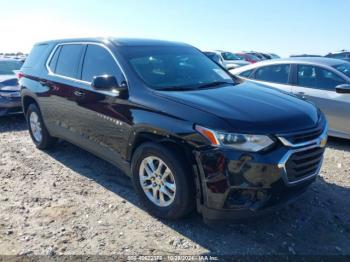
(0, 58, 24, 116)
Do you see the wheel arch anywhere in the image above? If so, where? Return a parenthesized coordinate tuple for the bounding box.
(128, 131, 195, 165)
(127, 128, 204, 204)
(129, 130, 204, 215)
(22, 95, 39, 115)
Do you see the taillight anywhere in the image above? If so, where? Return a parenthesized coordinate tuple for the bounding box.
(16, 72, 24, 79)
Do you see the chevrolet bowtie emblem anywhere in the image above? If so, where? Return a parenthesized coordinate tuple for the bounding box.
(320, 136, 328, 148)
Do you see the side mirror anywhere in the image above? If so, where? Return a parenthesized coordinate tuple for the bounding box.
(92, 75, 119, 90)
(336, 84, 350, 94)
(91, 75, 128, 97)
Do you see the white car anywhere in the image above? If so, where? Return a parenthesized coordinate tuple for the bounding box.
(208, 50, 250, 70)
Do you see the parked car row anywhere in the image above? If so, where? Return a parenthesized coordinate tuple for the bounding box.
(0, 58, 24, 116)
(290, 50, 350, 62)
(203, 51, 250, 69)
(0, 53, 28, 61)
(204, 50, 280, 69)
(17, 38, 328, 222)
(325, 50, 350, 62)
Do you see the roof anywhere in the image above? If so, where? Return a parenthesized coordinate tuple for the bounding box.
(111, 38, 190, 47)
(249, 57, 346, 68)
(35, 37, 191, 47)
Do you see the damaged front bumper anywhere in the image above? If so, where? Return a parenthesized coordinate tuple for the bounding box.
(194, 124, 327, 221)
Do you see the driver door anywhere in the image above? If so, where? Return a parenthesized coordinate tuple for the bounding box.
(73, 44, 132, 161)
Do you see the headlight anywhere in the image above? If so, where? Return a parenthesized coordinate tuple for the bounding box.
(195, 125, 274, 152)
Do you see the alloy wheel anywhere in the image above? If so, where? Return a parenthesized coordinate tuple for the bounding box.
(29, 111, 42, 143)
(139, 156, 176, 207)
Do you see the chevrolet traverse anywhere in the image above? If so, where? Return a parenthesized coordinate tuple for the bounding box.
(20, 38, 327, 220)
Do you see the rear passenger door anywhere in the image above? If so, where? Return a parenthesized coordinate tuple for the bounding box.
(44, 44, 85, 138)
(250, 64, 292, 93)
(291, 64, 350, 135)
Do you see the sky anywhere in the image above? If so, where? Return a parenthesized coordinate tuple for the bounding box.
(0, 0, 349, 57)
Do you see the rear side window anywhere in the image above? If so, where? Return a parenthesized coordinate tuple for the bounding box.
(254, 64, 290, 84)
(81, 45, 122, 82)
(22, 44, 49, 68)
(55, 44, 84, 78)
(239, 69, 253, 78)
(48, 46, 61, 73)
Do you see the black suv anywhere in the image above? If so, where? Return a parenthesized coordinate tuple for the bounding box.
(20, 38, 328, 221)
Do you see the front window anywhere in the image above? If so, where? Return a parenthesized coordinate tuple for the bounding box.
(297, 65, 345, 90)
(55, 44, 85, 78)
(120, 46, 234, 90)
(221, 52, 241, 61)
(333, 63, 350, 78)
(0, 60, 23, 75)
(81, 45, 123, 82)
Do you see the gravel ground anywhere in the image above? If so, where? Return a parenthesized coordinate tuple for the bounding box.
(0, 115, 349, 256)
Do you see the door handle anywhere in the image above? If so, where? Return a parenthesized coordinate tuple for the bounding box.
(74, 90, 85, 97)
(39, 79, 48, 86)
(297, 92, 305, 95)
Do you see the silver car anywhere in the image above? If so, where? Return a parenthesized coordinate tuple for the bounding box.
(230, 57, 350, 139)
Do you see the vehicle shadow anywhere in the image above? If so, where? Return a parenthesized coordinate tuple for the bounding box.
(327, 136, 350, 152)
(0, 114, 26, 133)
(44, 140, 350, 255)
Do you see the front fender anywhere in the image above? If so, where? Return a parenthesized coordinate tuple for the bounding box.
(125, 110, 209, 161)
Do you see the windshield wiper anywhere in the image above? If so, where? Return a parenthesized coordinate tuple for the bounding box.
(157, 81, 235, 91)
(196, 81, 235, 89)
(157, 86, 195, 91)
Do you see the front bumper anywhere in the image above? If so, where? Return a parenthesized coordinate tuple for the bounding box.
(194, 124, 327, 221)
(0, 96, 22, 116)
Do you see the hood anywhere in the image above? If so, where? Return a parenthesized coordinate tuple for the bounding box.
(0, 75, 19, 91)
(156, 82, 320, 134)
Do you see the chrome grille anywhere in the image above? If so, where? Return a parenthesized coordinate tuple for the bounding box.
(285, 147, 324, 182)
(279, 126, 323, 145)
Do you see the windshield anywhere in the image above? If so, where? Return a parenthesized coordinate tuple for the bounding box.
(0, 60, 23, 75)
(333, 63, 350, 78)
(269, 53, 280, 59)
(247, 54, 260, 60)
(221, 52, 241, 61)
(234, 54, 245, 60)
(121, 46, 234, 90)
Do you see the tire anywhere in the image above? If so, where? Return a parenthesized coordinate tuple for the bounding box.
(131, 142, 195, 219)
(26, 103, 57, 149)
